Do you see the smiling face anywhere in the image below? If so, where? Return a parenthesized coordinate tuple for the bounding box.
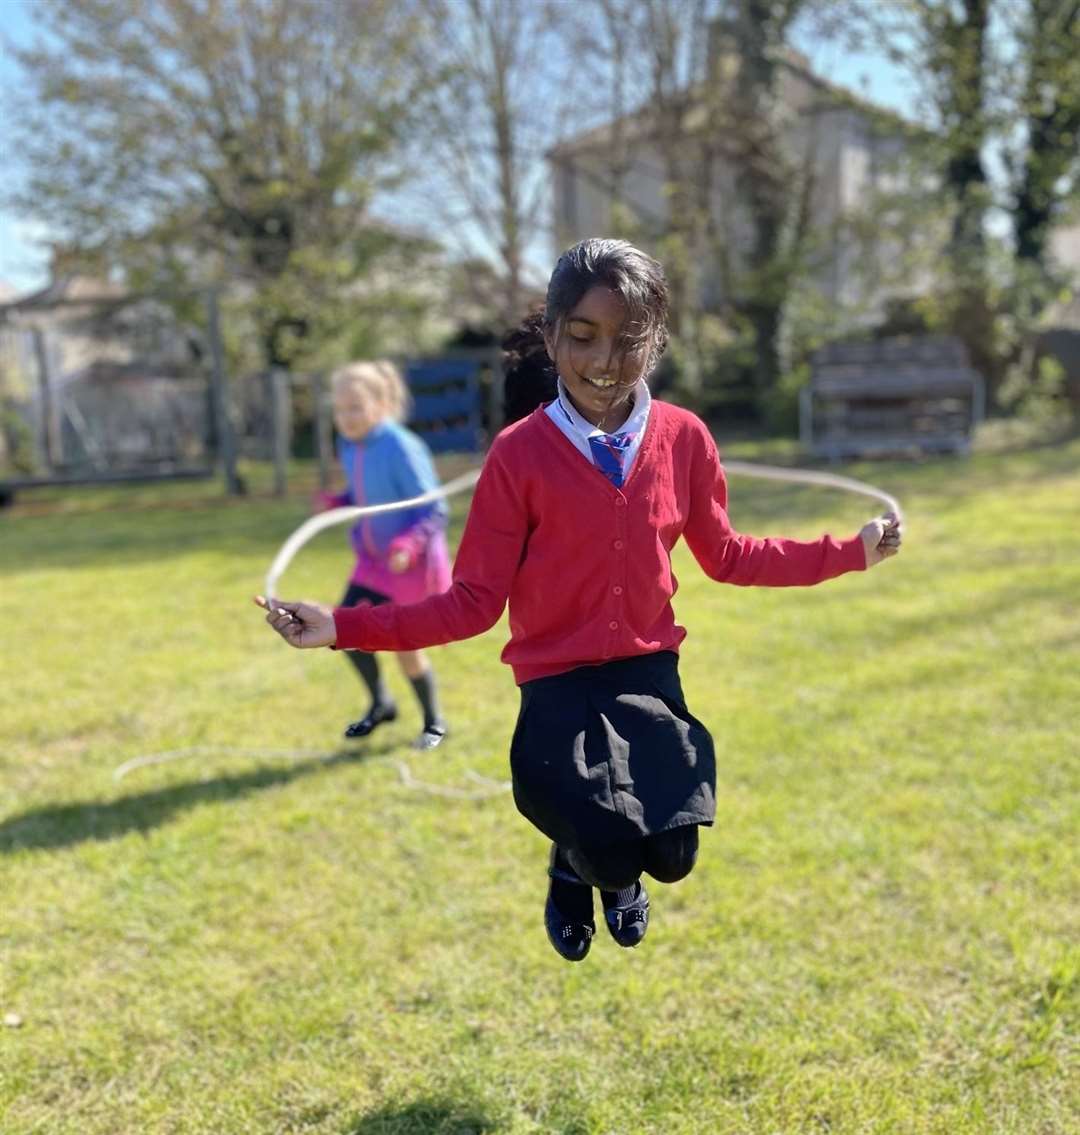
(543, 285, 652, 430)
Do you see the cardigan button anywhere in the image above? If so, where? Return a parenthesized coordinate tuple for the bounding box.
(608, 620, 619, 631)
(613, 540, 624, 550)
(613, 586, 623, 595)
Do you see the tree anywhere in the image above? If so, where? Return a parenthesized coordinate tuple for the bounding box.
(909, 0, 1001, 395)
(570, 0, 819, 411)
(717, 0, 815, 401)
(1009, 0, 1080, 275)
(403, 0, 582, 330)
(839, 0, 1080, 408)
(10, 0, 430, 369)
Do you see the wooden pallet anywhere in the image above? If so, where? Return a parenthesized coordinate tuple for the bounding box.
(801, 337, 985, 458)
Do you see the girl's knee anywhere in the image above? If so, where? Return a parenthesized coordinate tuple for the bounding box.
(396, 650, 427, 678)
(646, 851, 696, 883)
(644, 828, 699, 883)
(566, 845, 641, 891)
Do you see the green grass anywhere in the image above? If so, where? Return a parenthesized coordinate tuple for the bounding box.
(1, 438, 1077, 1135)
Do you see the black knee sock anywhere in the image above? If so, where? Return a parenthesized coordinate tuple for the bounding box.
(551, 847, 593, 920)
(601, 883, 640, 909)
(408, 669, 444, 732)
(346, 650, 392, 710)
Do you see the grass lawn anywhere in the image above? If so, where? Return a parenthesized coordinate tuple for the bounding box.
(1, 436, 1077, 1134)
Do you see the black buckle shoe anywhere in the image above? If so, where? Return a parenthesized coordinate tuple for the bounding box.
(343, 703, 398, 739)
(602, 881, 649, 948)
(545, 849, 595, 962)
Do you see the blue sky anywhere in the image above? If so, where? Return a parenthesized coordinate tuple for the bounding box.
(0, 0, 49, 292)
(0, 0, 917, 295)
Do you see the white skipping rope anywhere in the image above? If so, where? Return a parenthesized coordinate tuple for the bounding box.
(263, 468, 483, 599)
(115, 458, 900, 797)
(723, 460, 903, 522)
(264, 460, 901, 599)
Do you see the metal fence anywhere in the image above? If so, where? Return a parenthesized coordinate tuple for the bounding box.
(0, 281, 504, 502)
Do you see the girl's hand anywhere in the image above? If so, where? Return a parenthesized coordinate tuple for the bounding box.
(253, 596, 337, 648)
(388, 549, 412, 574)
(859, 511, 903, 568)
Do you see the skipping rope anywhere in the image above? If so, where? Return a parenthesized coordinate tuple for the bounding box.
(112, 460, 901, 796)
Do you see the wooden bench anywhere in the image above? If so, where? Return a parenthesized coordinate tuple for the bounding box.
(800, 337, 986, 458)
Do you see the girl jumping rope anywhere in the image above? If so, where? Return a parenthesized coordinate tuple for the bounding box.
(257, 240, 902, 961)
(322, 360, 451, 751)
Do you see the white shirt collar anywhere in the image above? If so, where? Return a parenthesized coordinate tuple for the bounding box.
(553, 378, 651, 439)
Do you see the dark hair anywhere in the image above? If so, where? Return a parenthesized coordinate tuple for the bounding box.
(544, 238, 669, 370)
(500, 238, 670, 423)
(502, 310, 557, 424)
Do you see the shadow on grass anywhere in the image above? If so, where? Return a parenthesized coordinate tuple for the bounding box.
(0, 745, 393, 855)
(344, 1098, 499, 1135)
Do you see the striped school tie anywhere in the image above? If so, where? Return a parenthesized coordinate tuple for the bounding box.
(587, 432, 637, 488)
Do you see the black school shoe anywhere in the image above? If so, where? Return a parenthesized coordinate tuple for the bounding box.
(602, 881, 650, 948)
(343, 702, 398, 739)
(545, 849, 595, 962)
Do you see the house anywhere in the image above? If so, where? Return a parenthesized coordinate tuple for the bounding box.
(550, 32, 1080, 327)
(553, 47, 937, 322)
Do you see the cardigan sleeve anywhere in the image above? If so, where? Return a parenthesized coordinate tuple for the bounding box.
(333, 438, 528, 650)
(682, 426, 866, 586)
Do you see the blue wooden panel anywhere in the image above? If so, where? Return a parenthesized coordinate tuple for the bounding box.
(423, 426, 482, 453)
(406, 359, 480, 389)
(404, 357, 485, 453)
(411, 390, 479, 421)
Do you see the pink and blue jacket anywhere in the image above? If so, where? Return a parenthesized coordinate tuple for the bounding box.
(323, 421, 452, 604)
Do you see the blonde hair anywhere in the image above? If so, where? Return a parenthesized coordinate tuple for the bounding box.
(330, 359, 411, 423)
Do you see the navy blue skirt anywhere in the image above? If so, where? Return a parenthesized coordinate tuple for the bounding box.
(509, 651, 716, 851)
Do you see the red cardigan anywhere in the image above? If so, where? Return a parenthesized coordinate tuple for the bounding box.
(334, 401, 866, 683)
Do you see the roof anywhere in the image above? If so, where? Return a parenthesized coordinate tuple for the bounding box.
(0, 275, 129, 314)
(548, 49, 925, 161)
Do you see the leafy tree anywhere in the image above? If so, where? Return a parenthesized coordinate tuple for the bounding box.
(839, 0, 1080, 408)
(9, 0, 431, 369)
(571, 0, 821, 412)
(1008, 0, 1080, 275)
(403, 0, 584, 331)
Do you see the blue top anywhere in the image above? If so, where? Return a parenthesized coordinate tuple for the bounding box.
(336, 420, 447, 555)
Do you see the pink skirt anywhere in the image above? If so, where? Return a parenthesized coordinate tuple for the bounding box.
(349, 531, 452, 605)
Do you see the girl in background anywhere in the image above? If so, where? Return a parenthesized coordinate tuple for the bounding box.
(322, 361, 451, 750)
